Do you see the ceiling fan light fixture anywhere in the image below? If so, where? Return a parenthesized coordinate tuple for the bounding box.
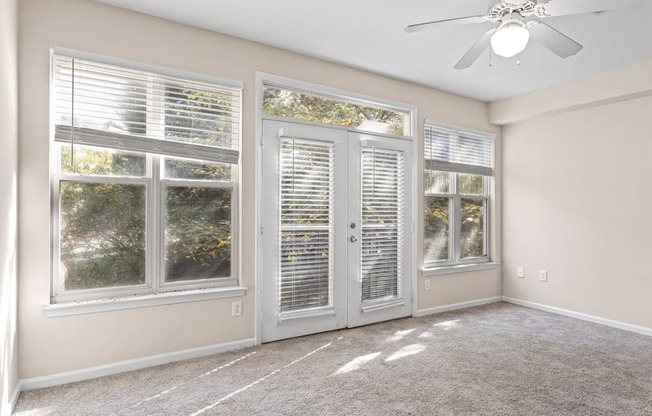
(490, 23, 530, 58)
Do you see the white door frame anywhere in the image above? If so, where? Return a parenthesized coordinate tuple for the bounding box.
(255, 72, 418, 345)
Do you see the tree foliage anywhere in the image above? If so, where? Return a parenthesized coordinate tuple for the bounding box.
(263, 87, 407, 135)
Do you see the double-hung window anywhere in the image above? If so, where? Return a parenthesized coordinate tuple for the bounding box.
(423, 122, 494, 269)
(51, 54, 242, 303)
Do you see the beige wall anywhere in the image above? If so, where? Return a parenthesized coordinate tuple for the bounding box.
(1, 0, 20, 410)
(19, 0, 501, 379)
(500, 70, 652, 329)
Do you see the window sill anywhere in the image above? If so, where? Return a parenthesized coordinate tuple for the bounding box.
(422, 262, 500, 277)
(42, 286, 247, 318)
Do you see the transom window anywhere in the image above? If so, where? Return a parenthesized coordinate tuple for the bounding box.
(51, 54, 242, 303)
(423, 122, 494, 268)
(262, 84, 410, 136)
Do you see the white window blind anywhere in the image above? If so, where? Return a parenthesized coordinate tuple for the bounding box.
(424, 124, 493, 176)
(361, 147, 404, 302)
(279, 139, 334, 313)
(53, 55, 241, 164)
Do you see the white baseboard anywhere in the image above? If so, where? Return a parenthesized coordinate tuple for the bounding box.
(502, 297, 652, 337)
(9, 381, 22, 414)
(414, 296, 503, 318)
(20, 337, 256, 392)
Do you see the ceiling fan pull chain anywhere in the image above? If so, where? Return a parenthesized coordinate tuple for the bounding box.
(517, 55, 521, 66)
(489, 45, 493, 67)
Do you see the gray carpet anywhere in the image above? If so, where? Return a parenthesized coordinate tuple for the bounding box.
(13, 303, 652, 415)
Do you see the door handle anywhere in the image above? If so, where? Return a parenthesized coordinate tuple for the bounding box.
(350, 236, 358, 243)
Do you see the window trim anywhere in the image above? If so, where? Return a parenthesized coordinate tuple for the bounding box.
(50, 50, 243, 304)
(423, 121, 495, 272)
(53, 47, 243, 90)
(42, 286, 248, 318)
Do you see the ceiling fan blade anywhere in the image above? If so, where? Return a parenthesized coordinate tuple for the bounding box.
(528, 21, 583, 58)
(454, 29, 494, 70)
(537, 0, 643, 17)
(405, 15, 488, 33)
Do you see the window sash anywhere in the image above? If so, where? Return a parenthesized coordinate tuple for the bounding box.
(424, 173, 490, 268)
(52, 153, 237, 303)
(159, 179, 237, 290)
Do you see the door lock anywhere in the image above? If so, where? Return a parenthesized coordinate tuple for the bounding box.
(350, 236, 358, 243)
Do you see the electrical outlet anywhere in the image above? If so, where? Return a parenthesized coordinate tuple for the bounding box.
(517, 267, 524, 278)
(539, 270, 548, 282)
(424, 279, 431, 291)
(231, 300, 242, 317)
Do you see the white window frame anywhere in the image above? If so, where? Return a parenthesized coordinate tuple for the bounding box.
(423, 121, 494, 271)
(50, 49, 243, 305)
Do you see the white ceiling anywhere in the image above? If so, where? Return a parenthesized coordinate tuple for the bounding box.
(93, 0, 652, 102)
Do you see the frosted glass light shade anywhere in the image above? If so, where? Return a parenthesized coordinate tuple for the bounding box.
(491, 25, 530, 58)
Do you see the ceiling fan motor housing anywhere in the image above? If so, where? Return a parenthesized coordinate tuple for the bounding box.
(488, 0, 539, 22)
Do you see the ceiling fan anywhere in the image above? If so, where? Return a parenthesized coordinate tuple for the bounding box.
(405, 0, 643, 69)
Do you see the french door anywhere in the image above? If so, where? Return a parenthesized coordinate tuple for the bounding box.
(261, 120, 413, 342)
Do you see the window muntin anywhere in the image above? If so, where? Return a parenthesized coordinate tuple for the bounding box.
(424, 123, 493, 269)
(52, 54, 241, 302)
(263, 85, 410, 136)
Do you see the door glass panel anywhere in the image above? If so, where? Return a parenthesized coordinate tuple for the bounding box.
(360, 147, 403, 302)
(279, 139, 334, 312)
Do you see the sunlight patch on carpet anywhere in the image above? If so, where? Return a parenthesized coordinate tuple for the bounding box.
(433, 319, 460, 330)
(385, 344, 426, 362)
(13, 406, 54, 416)
(189, 342, 333, 415)
(333, 352, 381, 375)
(133, 351, 256, 407)
(385, 328, 415, 342)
